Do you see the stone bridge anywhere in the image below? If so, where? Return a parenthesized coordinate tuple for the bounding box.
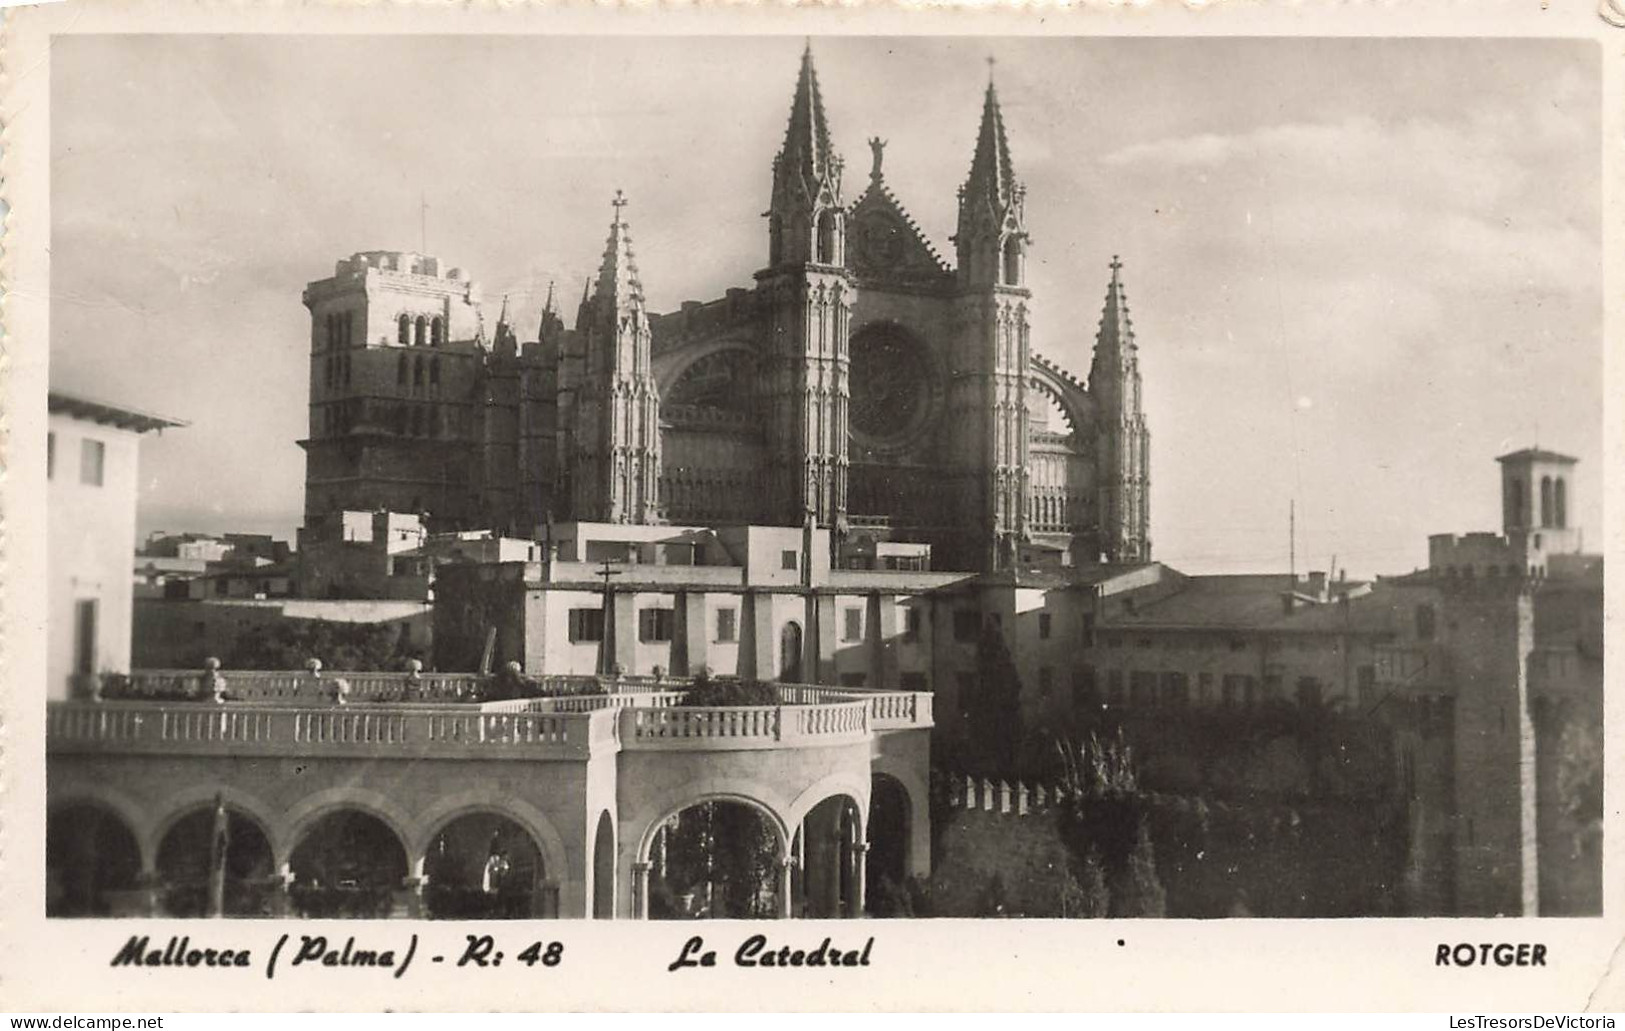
(46, 672, 932, 920)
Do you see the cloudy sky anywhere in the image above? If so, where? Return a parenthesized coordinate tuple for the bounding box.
(50, 35, 1601, 576)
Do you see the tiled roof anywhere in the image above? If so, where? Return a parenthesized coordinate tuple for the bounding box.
(1102, 575, 1409, 635)
(49, 391, 187, 433)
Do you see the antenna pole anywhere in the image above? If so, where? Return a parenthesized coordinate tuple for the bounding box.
(1289, 499, 1296, 583)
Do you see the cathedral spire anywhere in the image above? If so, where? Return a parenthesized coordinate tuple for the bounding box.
(593, 190, 647, 322)
(954, 62, 1027, 288)
(493, 293, 517, 354)
(1094, 255, 1136, 362)
(781, 41, 837, 185)
(1089, 256, 1151, 564)
(964, 74, 1016, 213)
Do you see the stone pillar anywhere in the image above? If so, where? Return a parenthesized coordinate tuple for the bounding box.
(852, 842, 869, 918)
(672, 590, 709, 676)
(633, 861, 652, 920)
(814, 593, 838, 684)
(400, 855, 428, 920)
(872, 593, 899, 689)
(612, 593, 638, 675)
(777, 856, 795, 919)
(747, 592, 775, 681)
(269, 862, 295, 918)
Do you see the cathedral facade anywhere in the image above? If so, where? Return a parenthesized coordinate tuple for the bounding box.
(299, 49, 1150, 572)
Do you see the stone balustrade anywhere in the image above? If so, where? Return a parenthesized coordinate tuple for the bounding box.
(48, 701, 602, 760)
(621, 698, 872, 750)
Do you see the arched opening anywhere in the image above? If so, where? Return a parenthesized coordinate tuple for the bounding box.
(1506, 477, 1524, 528)
(47, 803, 143, 917)
(779, 620, 803, 683)
(1540, 476, 1554, 528)
(865, 774, 910, 915)
(413, 356, 425, 388)
(648, 800, 783, 920)
(592, 811, 615, 919)
(1002, 236, 1023, 286)
(414, 316, 427, 348)
(430, 358, 441, 387)
(794, 795, 863, 918)
(816, 210, 838, 265)
(1555, 478, 1568, 529)
(398, 315, 411, 345)
(155, 805, 276, 917)
(397, 355, 408, 386)
(424, 812, 548, 919)
(431, 317, 444, 347)
(287, 810, 408, 918)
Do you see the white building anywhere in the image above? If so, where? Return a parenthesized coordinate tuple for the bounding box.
(47, 392, 184, 700)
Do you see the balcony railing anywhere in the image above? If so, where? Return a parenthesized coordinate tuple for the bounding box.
(51, 681, 930, 762)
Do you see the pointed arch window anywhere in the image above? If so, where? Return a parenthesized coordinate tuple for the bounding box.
(415, 316, 427, 348)
(1555, 478, 1567, 529)
(430, 358, 441, 387)
(816, 210, 838, 265)
(1003, 236, 1023, 286)
(1540, 476, 1554, 528)
(398, 315, 411, 346)
(431, 317, 444, 347)
(414, 356, 425, 388)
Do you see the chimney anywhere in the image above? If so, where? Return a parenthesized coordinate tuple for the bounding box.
(1307, 570, 1328, 601)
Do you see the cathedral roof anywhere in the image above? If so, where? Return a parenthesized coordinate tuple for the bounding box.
(848, 174, 953, 284)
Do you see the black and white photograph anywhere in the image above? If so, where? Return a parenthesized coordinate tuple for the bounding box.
(4, 0, 1620, 1013)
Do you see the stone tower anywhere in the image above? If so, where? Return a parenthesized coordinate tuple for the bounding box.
(299, 251, 485, 531)
(1498, 448, 1580, 568)
(950, 73, 1031, 569)
(1089, 257, 1151, 563)
(757, 44, 852, 529)
(568, 193, 663, 524)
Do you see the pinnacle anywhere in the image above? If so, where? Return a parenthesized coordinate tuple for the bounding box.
(964, 74, 1016, 208)
(779, 42, 837, 183)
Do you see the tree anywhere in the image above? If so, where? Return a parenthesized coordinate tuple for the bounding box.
(967, 621, 1024, 776)
(1113, 820, 1167, 918)
(1064, 848, 1111, 918)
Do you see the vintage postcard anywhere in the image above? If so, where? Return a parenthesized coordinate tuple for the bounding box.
(2, 0, 1621, 1012)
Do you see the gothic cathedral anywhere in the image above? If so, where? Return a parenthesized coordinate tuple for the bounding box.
(299, 47, 1151, 572)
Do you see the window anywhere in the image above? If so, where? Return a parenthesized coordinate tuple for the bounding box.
(1222, 674, 1243, 707)
(1002, 236, 1022, 286)
(415, 316, 427, 348)
(214, 578, 229, 597)
(80, 439, 105, 487)
(1107, 634, 1123, 649)
(639, 608, 675, 643)
(47, 432, 54, 480)
(397, 355, 408, 386)
(1161, 672, 1189, 707)
(715, 607, 737, 644)
(780, 549, 798, 571)
(1540, 476, 1554, 528)
(1262, 674, 1283, 701)
(1039, 613, 1052, 640)
(398, 315, 411, 345)
(431, 317, 444, 347)
(1136, 637, 1152, 649)
(1229, 638, 1247, 652)
(842, 606, 863, 643)
(1073, 666, 1098, 709)
(1555, 478, 1567, 529)
(73, 599, 98, 676)
(1081, 614, 1095, 647)
(430, 358, 441, 386)
(569, 608, 605, 642)
(1197, 672, 1214, 705)
(1129, 671, 1156, 706)
(903, 607, 921, 643)
(1356, 665, 1376, 708)
(953, 610, 980, 643)
(1415, 604, 1436, 642)
(816, 210, 837, 264)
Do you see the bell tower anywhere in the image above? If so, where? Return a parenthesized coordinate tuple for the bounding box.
(757, 43, 852, 529)
(949, 66, 1031, 569)
(570, 192, 663, 524)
